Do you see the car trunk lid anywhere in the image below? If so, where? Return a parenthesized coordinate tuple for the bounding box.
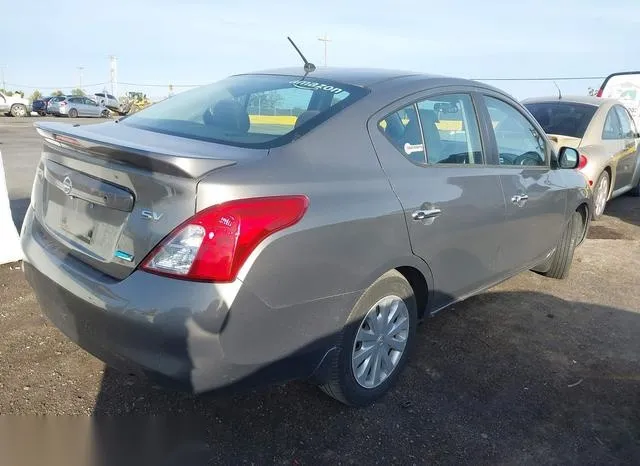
(32, 121, 267, 280)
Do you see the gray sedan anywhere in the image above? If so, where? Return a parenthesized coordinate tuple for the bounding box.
(22, 68, 591, 406)
(48, 95, 110, 118)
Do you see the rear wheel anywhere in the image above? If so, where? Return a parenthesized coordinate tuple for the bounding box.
(101, 109, 110, 118)
(541, 211, 582, 280)
(592, 171, 610, 220)
(68, 108, 78, 118)
(10, 104, 27, 117)
(319, 270, 417, 406)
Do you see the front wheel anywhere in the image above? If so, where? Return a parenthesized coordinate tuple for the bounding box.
(540, 211, 582, 280)
(319, 270, 417, 406)
(101, 109, 110, 118)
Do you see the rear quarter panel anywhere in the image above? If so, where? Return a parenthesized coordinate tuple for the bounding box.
(195, 100, 428, 309)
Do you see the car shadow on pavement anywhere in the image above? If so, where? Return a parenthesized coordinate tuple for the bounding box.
(605, 195, 640, 228)
(90, 290, 640, 465)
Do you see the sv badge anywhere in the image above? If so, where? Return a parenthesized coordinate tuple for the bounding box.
(141, 210, 164, 221)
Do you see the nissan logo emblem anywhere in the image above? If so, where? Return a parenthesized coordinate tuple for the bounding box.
(62, 176, 73, 196)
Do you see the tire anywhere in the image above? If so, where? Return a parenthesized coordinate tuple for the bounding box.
(592, 171, 610, 220)
(38, 111, 46, 116)
(101, 109, 110, 118)
(319, 270, 417, 406)
(10, 104, 27, 117)
(68, 108, 78, 118)
(629, 175, 640, 197)
(541, 211, 582, 280)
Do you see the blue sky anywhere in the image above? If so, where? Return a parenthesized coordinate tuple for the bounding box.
(2, 0, 639, 99)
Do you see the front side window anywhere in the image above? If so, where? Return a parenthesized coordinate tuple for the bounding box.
(614, 105, 635, 138)
(378, 93, 483, 165)
(602, 108, 622, 140)
(121, 74, 367, 148)
(485, 96, 546, 166)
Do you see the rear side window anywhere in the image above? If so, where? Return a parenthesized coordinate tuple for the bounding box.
(121, 74, 367, 148)
(603, 108, 622, 140)
(378, 93, 483, 165)
(524, 102, 597, 138)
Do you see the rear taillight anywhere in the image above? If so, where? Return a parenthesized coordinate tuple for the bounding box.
(141, 196, 309, 282)
(60, 101, 67, 106)
(596, 88, 603, 97)
(578, 154, 588, 170)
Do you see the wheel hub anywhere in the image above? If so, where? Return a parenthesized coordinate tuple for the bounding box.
(351, 295, 409, 389)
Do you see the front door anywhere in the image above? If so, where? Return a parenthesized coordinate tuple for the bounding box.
(480, 94, 567, 275)
(369, 90, 507, 309)
(613, 105, 639, 191)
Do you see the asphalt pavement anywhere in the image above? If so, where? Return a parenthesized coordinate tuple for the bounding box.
(0, 116, 639, 465)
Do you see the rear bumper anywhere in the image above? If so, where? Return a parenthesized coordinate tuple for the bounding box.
(21, 209, 354, 393)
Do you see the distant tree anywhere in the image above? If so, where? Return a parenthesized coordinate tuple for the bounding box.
(249, 91, 283, 115)
(51, 90, 64, 96)
(0, 88, 14, 96)
(71, 88, 85, 96)
(30, 90, 43, 102)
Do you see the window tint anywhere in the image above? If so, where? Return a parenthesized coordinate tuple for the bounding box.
(68, 97, 81, 104)
(485, 96, 546, 166)
(602, 108, 622, 140)
(524, 102, 597, 138)
(378, 94, 483, 165)
(379, 103, 424, 163)
(614, 105, 635, 138)
(121, 75, 367, 148)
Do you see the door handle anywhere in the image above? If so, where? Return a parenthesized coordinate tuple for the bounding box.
(412, 208, 442, 221)
(511, 194, 529, 206)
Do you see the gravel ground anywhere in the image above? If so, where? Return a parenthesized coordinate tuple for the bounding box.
(0, 117, 639, 465)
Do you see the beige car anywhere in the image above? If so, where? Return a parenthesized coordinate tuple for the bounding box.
(523, 95, 640, 219)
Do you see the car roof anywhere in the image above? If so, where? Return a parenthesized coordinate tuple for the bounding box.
(521, 95, 617, 107)
(236, 66, 440, 87)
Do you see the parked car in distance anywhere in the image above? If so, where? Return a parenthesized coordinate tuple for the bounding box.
(0, 92, 31, 117)
(32, 97, 53, 116)
(595, 71, 640, 130)
(46, 96, 67, 115)
(523, 96, 640, 219)
(94, 92, 119, 111)
(48, 95, 110, 118)
(22, 68, 592, 406)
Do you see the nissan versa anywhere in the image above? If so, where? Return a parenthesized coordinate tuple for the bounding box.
(21, 67, 592, 406)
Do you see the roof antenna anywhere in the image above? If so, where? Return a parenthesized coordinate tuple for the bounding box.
(553, 81, 562, 100)
(287, 36, 316, 75)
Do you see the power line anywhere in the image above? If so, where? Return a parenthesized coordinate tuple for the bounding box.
(5, 82, 108, 89)
(473, 76, 605, 82)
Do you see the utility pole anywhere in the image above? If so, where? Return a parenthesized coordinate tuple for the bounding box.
(77, 66, 84, 91)
(318, 33, 331, 67)
(108, 55, 118, 97)
(0, 65, 5, 91)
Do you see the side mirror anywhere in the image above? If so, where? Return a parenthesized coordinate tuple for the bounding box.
(558, 147, 579, 169)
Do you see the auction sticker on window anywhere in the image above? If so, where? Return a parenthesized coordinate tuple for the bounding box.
(290, 80, 343, 94)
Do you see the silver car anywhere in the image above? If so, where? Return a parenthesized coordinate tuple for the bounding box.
(21, 68, 592, 406)
(524, 96, 640, 219)
(49, 95, 110, 118)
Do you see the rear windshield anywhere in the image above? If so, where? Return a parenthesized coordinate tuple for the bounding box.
(524, 102, 597, 138)
(120, 74, 368, 148)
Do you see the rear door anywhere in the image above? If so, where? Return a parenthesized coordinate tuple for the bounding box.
(369, 89, 507, 308)
(479, 93, 567, 275)
(612, 105, 639, 190)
